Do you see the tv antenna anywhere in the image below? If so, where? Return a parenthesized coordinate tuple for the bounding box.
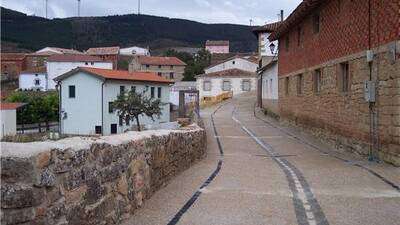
(77, 0, 81, 17)
(249, 19, 253, 26)
(138, 0, 141, 15)
(45, 0, 48, 18)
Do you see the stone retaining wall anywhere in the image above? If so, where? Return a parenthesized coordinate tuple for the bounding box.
(1, 125, 206, 225)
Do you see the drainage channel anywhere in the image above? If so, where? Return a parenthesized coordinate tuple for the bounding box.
(232, 111, 329, 225)
(253, 106, 400, 193)
(166, 103, 226, 225)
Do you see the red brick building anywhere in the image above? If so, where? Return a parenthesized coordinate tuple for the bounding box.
(1, 53, 26, 81)
(269, 0, 400, 166)
(86, 46, 120, 69)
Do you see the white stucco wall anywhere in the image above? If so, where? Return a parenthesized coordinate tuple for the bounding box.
(261, 63, 278, 100)
(120, 47, 150, 56)
(19, 73, 47, 90)
(259, 32, 279, 57)
(1, 109, 17, 138)
(47, 61, 113, 90)
(205, 58, 258, 74)
(197, 77, 257, 99)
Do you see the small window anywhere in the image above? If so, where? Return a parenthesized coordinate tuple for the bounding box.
(111, 124, 117, 134)
(270, 79, 273, 93)
(151, 87, 155, 98)
(285, 77, 290, 96)
(69, 85, 76, 98)
(95, 126, 102, 134)
(34, 78, 40, 86)
(313, 12, 320, 34)
(108, 102, 114, 113)
(203, 81, 211, 91)
(297, 27, 302, 46)
(314, 69, 322, 93)
(120, 86, 125, 95)
(169, 72, 174, 79)
(158, 65, 162, 69)
(146, 64, 150, 68)
(242, 80, 251, 91)
(285, 36, 290, 51)
(222, 80, 231, 91)
(119, 115, 123, 126)
(339, 62, 350, 93)
(232, 61, 236, 65)
(85, 62, 89, 65)
(297, 74, 303, 95)
(170, 65, 174, 69)
(131, 86, 136, 93)
(157, 87, 162, 98)
(158, 72, 162, 77)
(126, 116, 130, 126)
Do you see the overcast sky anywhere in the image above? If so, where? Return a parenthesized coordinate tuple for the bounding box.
(1, 0, 301, 25)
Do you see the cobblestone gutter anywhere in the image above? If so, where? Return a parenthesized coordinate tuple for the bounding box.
(0, 125, 206, 225)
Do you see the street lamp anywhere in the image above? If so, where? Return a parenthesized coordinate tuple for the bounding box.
(269, 42, 276, 55)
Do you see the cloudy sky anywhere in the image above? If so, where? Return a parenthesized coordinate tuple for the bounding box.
(1, 0, 301, 25)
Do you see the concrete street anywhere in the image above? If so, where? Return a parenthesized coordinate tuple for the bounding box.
(123, 92, 400, 225)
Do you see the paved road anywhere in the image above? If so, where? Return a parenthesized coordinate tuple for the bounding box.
(123, 93, 400, 225)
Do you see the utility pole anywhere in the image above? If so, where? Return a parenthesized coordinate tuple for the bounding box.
(78, 0, 81, 17)
(138, 0, 141, 15)
(249, 19, 253, 26)
(45, 0, 48, 19)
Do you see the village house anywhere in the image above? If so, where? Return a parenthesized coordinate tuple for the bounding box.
(128, 56, 186, 81)
(46, 54, 113, 90)
(1, 53, 26, 81)
(86, 46, 120, 69)
(54, 67, 173, 136)
(205, 40, 230, 54)
(25, 47, 83, 69)
(120, 46, 150, 56)
(269, 0, 400, 165)
(19, 67, 47, 90)
(0, 102, 26, 138)
(197, 68, 257, 100)
(205, 55, 258, 74)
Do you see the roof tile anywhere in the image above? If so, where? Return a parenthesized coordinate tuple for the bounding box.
(86, 46, 120, 55)
(48, 54, 104, 62)
(138, 56, 186, 66)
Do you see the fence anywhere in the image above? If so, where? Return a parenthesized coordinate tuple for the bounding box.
(200, 91, 233, 108)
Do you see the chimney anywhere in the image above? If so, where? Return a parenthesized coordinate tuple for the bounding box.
(280, 10, 284, 21)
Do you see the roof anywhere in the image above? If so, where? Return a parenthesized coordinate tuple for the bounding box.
(36, 47, 83, 55)
(1, 53, 26, 61)
(269, 0, 324, 41)
(197, 68, 256, 78)
(86, 46, 120, 55)
(205, 55, 258, 70)
(259, 58, 278, 73)
(47, 54, 104, 62)
(21, 66, 47, 74)
(206, 40, 230, 46)
(26, 51, 59, 56)
(54, 67, 174, 84)
(137, 56, 186, 66)
(0, 102, 26, 110)
(252, 21, 283, 34)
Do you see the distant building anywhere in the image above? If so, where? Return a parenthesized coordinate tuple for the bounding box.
(0, 103, 26, 138)
(168, 47, 201, 56)
(54, 67, 173, 135)
(196, 68, 256, 99)
(19, 67, 47, 91)
(25, 47, 83, 69)
(129, 56, 186, 82)
(1, 53, 26, 81)
(47, 54, 113, 90)
(86, 46, 120, 69)
(205, 55, 258, 74)
(36, 47, 83, 55)
(205, 40, 230, 54)
(120, 46, 150, 56)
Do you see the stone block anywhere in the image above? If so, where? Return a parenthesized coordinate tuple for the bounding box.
(1, 207, 35, 225)
(1, 157, 35, 183)
(1, 184, 44, 209)
(36, 151, 51, 169)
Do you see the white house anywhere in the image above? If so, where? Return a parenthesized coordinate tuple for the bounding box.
(36, 47, 83, 55)
(47, 54, 113, 90)
(0, 103, 25, 138)
(19, 67, 47, 90)
(54, 67, 173, 136)
(196, 69, 257, 99)
(205, 56, 258, 74)
(120, 46, 150, 56)
(259, 59, 279, 115)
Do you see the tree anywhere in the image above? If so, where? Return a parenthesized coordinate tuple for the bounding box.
(112, 89, 165, 131)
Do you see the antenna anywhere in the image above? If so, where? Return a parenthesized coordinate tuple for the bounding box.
(249, 19, 253, 26)
(77, 0, 81, 17)
(45, 0, 48, 18)
(138, 0, 141, 15)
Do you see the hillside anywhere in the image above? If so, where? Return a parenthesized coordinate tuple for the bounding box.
(1, 7, 257, 53)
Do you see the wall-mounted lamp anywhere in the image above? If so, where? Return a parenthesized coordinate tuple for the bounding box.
(269, 43, 276, 54)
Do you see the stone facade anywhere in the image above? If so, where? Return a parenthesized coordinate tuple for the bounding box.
(1, 126, 206, 225)
(128, 58, 185, 82)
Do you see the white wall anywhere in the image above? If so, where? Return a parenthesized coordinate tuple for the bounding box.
(259, 32, 279, 57)
(197, 77, 257, 99)
(261, 63, 278, 100)
(47, 61, 113, 90)
(1, 109, 17, 138)
(19, 73, 47, 90)
(120, 47, 150, 56)
(205, 58, 258, 74)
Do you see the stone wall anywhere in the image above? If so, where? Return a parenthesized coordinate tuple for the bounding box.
(278, 41, 400, 166)
(1, 125, 206, 225)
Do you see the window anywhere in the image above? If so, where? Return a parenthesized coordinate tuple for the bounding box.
(158, 72, 162, 77)
(108, 102, 114, 113)
(313, 12, 320, 34)
(111, 124, 117, 134)
(313, 69, 322, 93)
(131, 86, 136, 93)
(270, 79, 273, 93)
(119, 115, 123, 126)
(285, 36, 290, 51)
(69, 85, 76, 98)
(285, 77, 290, 96)
(169, 72, 174, 79)
(242, 80, 251, 91)
(170, 65, 174, 69)
(297, 27, 302, 46)
(222, 80, 231, 91)
(157, 87, 162, 98)
(120, 86, 125, 95)
(91, 62, 94, 65)
(203, 81, 211, 91)
(95, 126, 102, 134)
(297, 74, 303, 95)
(151, 87, 155, 98)
(146, 64, 150, 68)
(126, 116, 130, 126)
(34, 78, 40, 86)
(85, 62, 89, 65)
(339, 62, 350, 93)
(158, 65, 162, 69)
(232, 61, 236, 65)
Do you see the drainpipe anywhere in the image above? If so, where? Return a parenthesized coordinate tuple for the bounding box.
(57, 82, 62, 135)
(101, 81, 105, 135)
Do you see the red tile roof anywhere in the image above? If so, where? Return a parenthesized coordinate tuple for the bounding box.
(55, 67, 174, 84)
(21, 66, 47, 74)
(206, 40, 230, 46)
(48, 54, 104, 62)
(1, 53, 26, 61)
(197, 68, 256, 78)
(138, 56, 186, 66)
(253, 21, 283, 34)
(86, 46, 120, 55)
(0, 102, 26, 110)
(269, 0, 324, 41)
